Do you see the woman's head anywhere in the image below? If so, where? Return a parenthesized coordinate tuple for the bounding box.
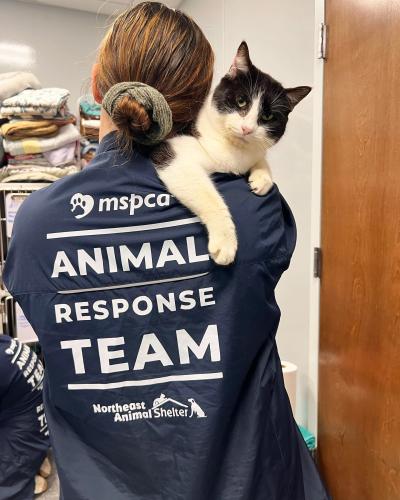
(92, 2, 214, 147)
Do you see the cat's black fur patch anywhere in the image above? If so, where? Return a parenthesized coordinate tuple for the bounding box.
(151, 122, 200, 168)
(189, 123, 201, 139)
(151, 142, 175, 169)
(212, 41, 311, 142)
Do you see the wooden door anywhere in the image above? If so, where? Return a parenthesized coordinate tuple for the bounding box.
(318, 1, 400, 499)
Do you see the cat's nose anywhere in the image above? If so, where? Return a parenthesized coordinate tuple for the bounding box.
(241, 125, 254, 135)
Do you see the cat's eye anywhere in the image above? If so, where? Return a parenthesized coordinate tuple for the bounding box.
(236, 96, 247, 108)
(261, 113, 274, 121)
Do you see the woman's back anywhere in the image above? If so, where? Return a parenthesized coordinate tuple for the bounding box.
(4, 132, 328, 499)
(3, 3, 330, 498)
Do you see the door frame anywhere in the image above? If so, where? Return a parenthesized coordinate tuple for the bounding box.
(307, 0, 325, 439)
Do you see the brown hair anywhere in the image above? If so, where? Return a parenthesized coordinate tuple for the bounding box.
(96, 2, 214, 147)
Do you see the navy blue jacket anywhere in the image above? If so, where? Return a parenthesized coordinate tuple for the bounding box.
(0, 336, 49, 500)
(4, 132, 330, 500)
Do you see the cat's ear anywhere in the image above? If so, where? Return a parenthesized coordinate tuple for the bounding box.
(285, 86, 312, 110)
(228, 41, 252, 77)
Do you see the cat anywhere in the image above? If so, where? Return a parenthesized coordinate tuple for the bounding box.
(152, 41, 311, 265)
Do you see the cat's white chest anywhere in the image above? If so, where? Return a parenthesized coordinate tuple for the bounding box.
(201, 137, 263, 175)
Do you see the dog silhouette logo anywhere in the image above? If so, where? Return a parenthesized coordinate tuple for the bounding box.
(188, 398, 206, 418)
(70, 193, 95, 219)
(149, 394, 207, 419)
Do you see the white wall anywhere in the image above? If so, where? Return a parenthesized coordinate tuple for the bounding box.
(0, 0, 109, 111)
(181, 0, 315, 428)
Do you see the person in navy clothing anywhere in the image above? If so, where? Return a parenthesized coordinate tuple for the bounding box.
(4, 3, 330, 499)
(0, 336, 49, 500)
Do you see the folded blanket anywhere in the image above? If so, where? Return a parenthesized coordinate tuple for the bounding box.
(80, 99, 101, 118)
(1, 120, 59, 140)
(43, 141, 76, 167)
(0, 165, 79, 182)
(0, 72, 41, 103)
(1, 88, 70, 117)
(49, 113, 76, 126)
(8, 156, 52, 167)
(81, 118, 100, 128)
(4, 113, 76, 124)
(7, 155, 76, 168)
(7, 153, 46, 161)
(298, 426, 316, 451)
(3, 124, 80, 155)
(1, 110, 67, 120)
(7, 154, 75, 168)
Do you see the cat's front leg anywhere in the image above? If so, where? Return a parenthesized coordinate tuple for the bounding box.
(248, 158, 273, 196)
(154, 137, 238, 265)
(206, 210, 237, 266)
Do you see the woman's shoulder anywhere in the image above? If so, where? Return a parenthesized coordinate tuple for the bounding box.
(213, 175, 297, 266)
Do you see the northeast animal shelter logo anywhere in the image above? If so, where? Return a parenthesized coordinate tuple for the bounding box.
(70, 192, 171, 219)
(92, 393, 207, 424)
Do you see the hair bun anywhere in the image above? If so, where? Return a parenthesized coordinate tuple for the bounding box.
(102, 81, 172, 145)
(112, 96, 151, 137)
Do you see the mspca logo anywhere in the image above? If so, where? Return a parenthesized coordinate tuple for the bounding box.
(92, 393, 207, 424)
(70, 193, 95, 219)
(70, 192, 171, 219)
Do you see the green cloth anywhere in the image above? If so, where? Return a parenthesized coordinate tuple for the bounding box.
(80, 99, 101, 118)
(102, 81, 172, 145)
(298, 425, 316, 451)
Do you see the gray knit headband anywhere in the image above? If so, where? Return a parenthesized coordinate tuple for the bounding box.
(102, 82, 173, 145)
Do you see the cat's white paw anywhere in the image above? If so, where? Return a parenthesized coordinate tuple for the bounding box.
(248, 169, 273, 196)
(208, 222, 238, 266)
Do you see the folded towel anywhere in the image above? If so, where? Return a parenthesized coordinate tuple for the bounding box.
(1, 120, 59, 140)
(48, 114, 76, 126)
(80, 98, 101, 118)
(8, 153, 46, 161)
(1, 88, 70, 117)
(0, 72, 41, 103)
(298, 426, 316, 451)
(7, 153, 75, 168)
(43, 141, 76, 167)
(81, 118, 100, 129)
(6, 114, 76, 125)
(0, 165, 79, 182)
(7, 155, 52, 168)
(1, 111, 68, 120)
(3, 123, 80, 155)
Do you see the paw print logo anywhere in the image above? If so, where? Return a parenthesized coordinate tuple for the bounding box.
(70, 193, 95, 219)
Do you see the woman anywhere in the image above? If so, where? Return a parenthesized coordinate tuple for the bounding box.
(4, 3, 330, 499)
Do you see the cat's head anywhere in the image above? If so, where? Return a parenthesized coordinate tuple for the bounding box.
(211, 42, 311, 147)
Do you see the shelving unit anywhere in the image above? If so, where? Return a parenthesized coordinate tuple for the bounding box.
(0, 182, 49, 342)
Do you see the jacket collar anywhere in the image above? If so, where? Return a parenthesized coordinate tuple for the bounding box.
(97, 131, 118, 155)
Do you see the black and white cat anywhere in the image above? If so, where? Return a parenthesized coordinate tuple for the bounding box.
(153, 42, 311, 265)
